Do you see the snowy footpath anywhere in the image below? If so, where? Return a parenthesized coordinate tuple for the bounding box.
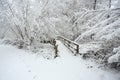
(0, 41, 120, 80)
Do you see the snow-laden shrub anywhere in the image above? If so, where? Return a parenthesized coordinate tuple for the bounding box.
(74, 9, 120, 70)
(108, 51, 120, 63)
(107, 46, 120, 69)
(75, 9, 120, 43)
(82, 50, 95, 59)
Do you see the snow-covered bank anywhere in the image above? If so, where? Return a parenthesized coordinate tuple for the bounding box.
(0, 41, 120, 80)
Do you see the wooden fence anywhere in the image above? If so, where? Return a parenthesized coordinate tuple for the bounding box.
(40, 39, 58, 58)
(58, 36, 79, 55)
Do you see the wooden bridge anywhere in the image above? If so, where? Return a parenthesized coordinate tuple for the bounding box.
(41, 36, 80, 58)
(53, 36, 80, 58)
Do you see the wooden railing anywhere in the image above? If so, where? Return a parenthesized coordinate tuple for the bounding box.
(40, 39, 58, 58)
(57, 36, 79, 55)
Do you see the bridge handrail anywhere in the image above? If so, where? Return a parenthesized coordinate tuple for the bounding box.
(57, 36, 79, 55)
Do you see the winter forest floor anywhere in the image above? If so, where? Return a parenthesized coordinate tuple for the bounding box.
(0, 41, 120, 80)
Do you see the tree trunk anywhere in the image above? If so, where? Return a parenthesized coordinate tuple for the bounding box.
(93, 0, 97, 10)
(109, 0, 111, 8)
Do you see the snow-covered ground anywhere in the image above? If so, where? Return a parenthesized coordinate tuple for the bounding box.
(0, 41, 120, 80)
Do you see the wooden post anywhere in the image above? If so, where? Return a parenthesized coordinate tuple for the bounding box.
(76, 45, 79, 53)
(53, 39, 58, 58)
(54, 45, 58, 58)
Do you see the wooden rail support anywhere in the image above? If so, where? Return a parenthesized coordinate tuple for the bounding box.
(54, 44, 58, 58)
(76, 45, 79, 53)
(53, 39, 58, 58)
